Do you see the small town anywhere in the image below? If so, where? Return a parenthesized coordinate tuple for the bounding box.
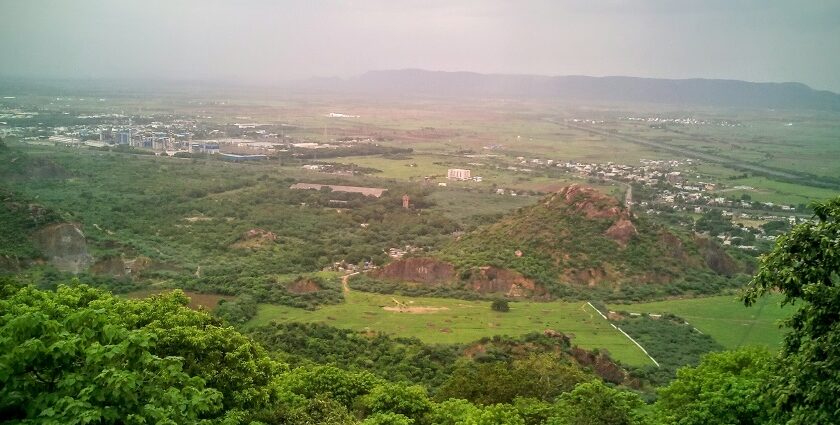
(1, 99, 803, 256)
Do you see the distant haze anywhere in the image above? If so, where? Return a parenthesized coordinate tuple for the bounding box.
(1, 0, 839, 92)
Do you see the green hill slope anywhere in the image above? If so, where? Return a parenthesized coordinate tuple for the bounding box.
(372, 185, 747, 301)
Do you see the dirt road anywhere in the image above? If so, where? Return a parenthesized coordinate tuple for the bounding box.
(342, 272, 359, 293)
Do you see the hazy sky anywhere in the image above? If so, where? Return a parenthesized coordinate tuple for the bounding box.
(2, 0, 839, 91)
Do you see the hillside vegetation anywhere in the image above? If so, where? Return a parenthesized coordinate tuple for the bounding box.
(367, 185, 747, 301)
(0, 189, 63, 270)
(0, 144, 458, 306)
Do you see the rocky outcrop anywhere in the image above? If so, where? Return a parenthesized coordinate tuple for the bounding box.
(231, 228, 278, 249)
(605, 218, 637, 247)
(374, 258, 547, 298)
(551, 185, 638, 248)
(660, 232, 687, 260)
(695, 236, 740, 276)
(564, 267, 610, 286)
(373, 257, 456, 284)
(90, 255, 156, 277)
(438, 183, 747, 295)
(287, 279, 321, 294)
(553, 184, 625, 220)
(90, 257, 128, 277)
(468, 266, 546, 297)
(569, 347, 627, 385)
(31, 223, 91, 273)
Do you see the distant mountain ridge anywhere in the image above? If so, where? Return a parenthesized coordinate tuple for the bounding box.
(303, 69, 840, 110)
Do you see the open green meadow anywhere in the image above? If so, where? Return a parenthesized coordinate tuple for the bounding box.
(426, 189, 537, 222)
(609, 294, 789, 349)
(248, 290, 655, 366)
(721, 176, 839, 206)
(247, 290, 793, 368)
(329, 153, 621, 194)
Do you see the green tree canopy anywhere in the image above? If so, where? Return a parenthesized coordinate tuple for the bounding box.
(436, 354, 590, 405)
(548, 380, 644, 425)
(0, 284, 222, 423)
(655, 347, 773, 425)
(743, 197, 840, 424)
(491, 299, 510, 312)
(361, 383, 431, 421)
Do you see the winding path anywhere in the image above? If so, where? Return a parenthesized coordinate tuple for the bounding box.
(342, 272, 359, 293)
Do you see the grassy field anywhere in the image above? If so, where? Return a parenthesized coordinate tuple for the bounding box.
(246, 289, 793, 368)
(609, 294, 790, 349)
(426, 189, 537, 222)
(330, 153, 621, 195)
(684, 163, 838, 205)
(722, 176, 839, 206)
(247, 290, 655, 366)
(331, 154, 451, 181)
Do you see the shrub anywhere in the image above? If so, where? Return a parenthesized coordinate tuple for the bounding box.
(491, 299, 510, 312)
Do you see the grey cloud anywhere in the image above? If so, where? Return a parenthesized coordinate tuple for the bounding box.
(0, 0, 837, 91)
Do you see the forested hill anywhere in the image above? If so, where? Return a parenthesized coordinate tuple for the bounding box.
(301, 69, 840, 110)
(433, 185, 747, 300)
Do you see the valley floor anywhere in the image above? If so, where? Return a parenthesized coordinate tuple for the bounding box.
(609, 293, 787, 349)
(248, 290, 654, 366)
(247, 289, 788, 367)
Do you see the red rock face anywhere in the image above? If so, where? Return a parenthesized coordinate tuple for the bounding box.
(90, 257, 127, 277)
(554, 185, 638, 247)
(564, 267, 609, 286)
(286, 279, 321, 294)
(569, 347, 628, 385)
(605, 218, 637, 247)
(374, 259, 547, 298)
(468, 266, 547, 297)
(372, 257, 456, 284)
(555, 184, 626, 220)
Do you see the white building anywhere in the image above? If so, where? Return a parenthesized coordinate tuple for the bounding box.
(447, 168, 472, 180)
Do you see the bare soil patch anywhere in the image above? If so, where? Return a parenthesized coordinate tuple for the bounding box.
(382, 306, 450, 313)
(125, 289, 233, 311)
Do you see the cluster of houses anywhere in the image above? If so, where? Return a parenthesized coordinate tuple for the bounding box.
(618, 115, 742, 127)
(326, 260, 375, 273)
(386, 245, 422, 259)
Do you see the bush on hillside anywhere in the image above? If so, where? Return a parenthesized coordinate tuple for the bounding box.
(491, 299, 510, 312)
